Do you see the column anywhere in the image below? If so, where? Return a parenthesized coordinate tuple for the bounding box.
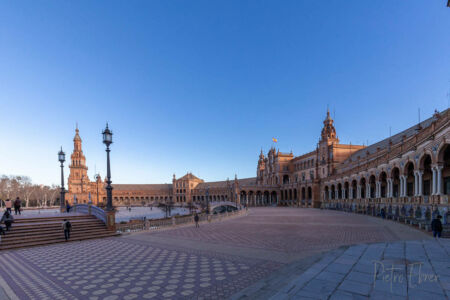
(376, 182, 380, 198)
(349, 187, 353, 199)
(399, 176, 404, 197)
(357, 185, 361, 199)
(437, 165, 443, 195)
(388, 179, 393, 197)
(386, 179, 390, 197)
(366, 184, 371, 199)
(417, 171, 423, 196)
(342, 188, 346, 200)
(432, 167, 437, 195)
(328, 189, 332, 200)
(404, 175, 408, 197)
(413, 171, 418, 196)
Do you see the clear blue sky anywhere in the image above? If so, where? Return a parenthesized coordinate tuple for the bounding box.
(0, 1, 449, 186)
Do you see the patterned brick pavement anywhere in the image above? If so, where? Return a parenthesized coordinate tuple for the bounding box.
(0, 208, 431, 300)
(149, 208, 428, 255)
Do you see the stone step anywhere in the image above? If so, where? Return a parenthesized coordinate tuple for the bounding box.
(1, 227, 111, 241)
(0, 214, 119, 250)
(12, 215, 96, 223)
(7, 224, 104, 234)
(0, 232, 119, 250)
(10, 219, 104, 229)
(1, 229, 116, 245)
(7, 221, 105, 232)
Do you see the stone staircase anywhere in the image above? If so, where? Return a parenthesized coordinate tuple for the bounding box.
(0, 215, 119, 250)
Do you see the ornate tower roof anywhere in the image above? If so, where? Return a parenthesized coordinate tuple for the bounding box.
(259, 148, 265, 160)
(73, 126, 82, 151)
(320, 109, 338, 144)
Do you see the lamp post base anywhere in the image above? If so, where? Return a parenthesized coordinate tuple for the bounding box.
(106, 210, 116, 231)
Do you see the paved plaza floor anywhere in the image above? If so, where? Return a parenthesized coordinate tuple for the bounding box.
(0, 207, 445, 300)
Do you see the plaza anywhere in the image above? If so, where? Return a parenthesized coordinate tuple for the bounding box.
(1, 1, 449, 300)
(0, 207, 447, 300)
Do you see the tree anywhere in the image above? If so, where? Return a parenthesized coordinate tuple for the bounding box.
(0, 174, 60, 208)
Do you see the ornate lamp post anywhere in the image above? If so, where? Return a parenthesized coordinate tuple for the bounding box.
(102, 124, 113, 211)
(95, 174, 100, 205)
(206, 186, 210, 214)
(58, 147, 66, 212)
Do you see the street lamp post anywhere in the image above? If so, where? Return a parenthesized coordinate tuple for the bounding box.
(206, 186, 210, 214)
(95, 174, 100, 205)
(58, 147, 66, 212)
(102, 124, 113, 211)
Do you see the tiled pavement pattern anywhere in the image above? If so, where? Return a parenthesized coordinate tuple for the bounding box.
(0, 238, 280, 300)
(150, 208, 429, 256)
(265, 239, 450, 300)
(0, 208, 434, 299)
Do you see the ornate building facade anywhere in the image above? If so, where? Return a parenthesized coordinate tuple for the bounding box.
(322, 109, 450, 223)
(66, 109, 450, 222)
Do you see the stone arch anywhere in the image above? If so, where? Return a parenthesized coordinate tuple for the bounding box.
(344, 181, 349, 199)
(351, 179, 357, 199)
(369, 175, 376, 198)
(307, 186, 312, 200)
(271, 191, 278, 205)
(379, 171, 387, 198)
(436, 142, 450, 163)
(338, 183, 344, 199)
(403, 160, 416, 175)
(248, 190, 254, 206)
(421, 153, 433, 196)
(391, 167, 400, 198)
(240, 190, 247, 206)
(418, 150, 435, 168)
(437, 143, 450, 195)
(256, 191, 262, 206)
(359, 177, 366, 198)
(404, 161, 415, 197)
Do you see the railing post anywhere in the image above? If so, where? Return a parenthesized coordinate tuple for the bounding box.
(172, 216, 176, 226)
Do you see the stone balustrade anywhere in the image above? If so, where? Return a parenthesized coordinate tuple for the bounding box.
(116, 209, 248, 233)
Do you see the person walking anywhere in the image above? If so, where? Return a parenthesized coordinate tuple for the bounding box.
(5, 199, 12, 214)
(1, 211, 14, 231)
(66, 202, 71, 213)
(14, 197, 21, 215)
(431, 215, 443, 238)
(62, 219, 72, 241)
(194, 213, 200, 228)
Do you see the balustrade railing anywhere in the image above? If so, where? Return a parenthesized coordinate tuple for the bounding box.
(74, 203, 107, 223)
(116, 209, 247, 233)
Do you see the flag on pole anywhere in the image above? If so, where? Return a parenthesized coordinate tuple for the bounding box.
(272, 137, 278, 143)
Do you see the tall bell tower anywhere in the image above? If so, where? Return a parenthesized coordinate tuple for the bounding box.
(318, 109, 339, 178)
(67, 126, 90, 202)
